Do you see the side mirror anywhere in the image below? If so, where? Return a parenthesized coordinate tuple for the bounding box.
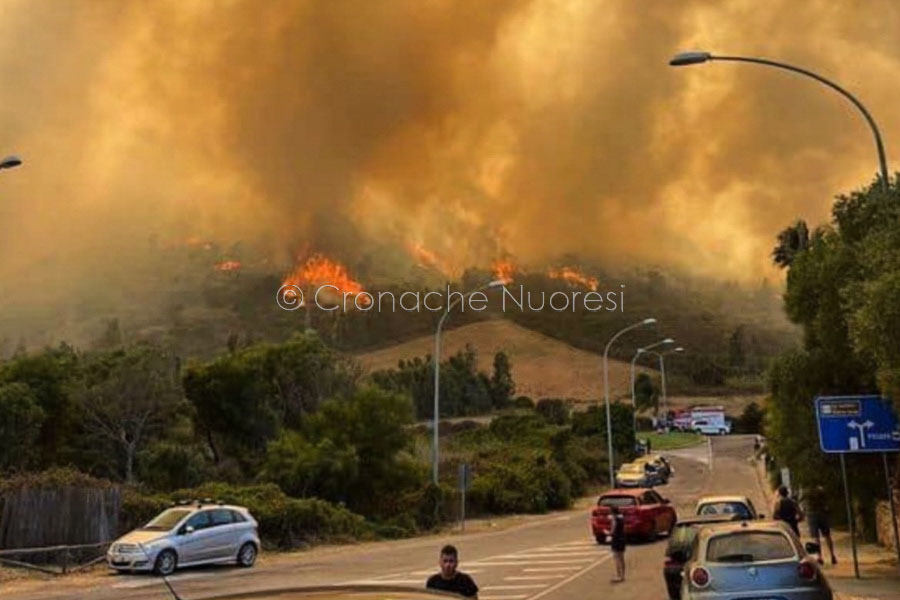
(180, 525, 195, 535)
(662, 498, 671, 504)
(805, 542, 821, 555)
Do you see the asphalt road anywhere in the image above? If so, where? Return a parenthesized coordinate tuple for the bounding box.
(4, 435, 768, 600)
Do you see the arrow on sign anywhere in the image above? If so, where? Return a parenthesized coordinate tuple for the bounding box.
(848, 420, 874, 448)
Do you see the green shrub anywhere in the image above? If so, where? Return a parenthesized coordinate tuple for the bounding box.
(535, 398, 569, 425)
(138, 441, 212, 492)
(514, 396, 534, 409)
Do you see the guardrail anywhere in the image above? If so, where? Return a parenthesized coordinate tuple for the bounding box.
(0, 541, 111, 575)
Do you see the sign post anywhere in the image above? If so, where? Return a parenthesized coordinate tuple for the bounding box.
(816, 395, 900, 577)
(458, 463, 471, 532)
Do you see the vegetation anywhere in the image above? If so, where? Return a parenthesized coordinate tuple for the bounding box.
(640, 431, 704, 451)
(765, 175, 900, 540)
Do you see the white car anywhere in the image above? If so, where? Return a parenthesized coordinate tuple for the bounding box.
(692, 419, 731, 435)
(107, 501, 260, 575)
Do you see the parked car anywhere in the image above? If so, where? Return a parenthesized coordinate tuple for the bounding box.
(637, 454, 673, 482)
(695, 495, 763, 520)
(680, 520, 832, 600)
(692, 419, 731, 435)
(590, 488, 677, 544)
(107, 501, 260, 576)
(615, 461, 664, 487)
(662, 513, 743, 600)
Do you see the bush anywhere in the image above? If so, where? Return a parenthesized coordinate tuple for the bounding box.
(514, 396, 534, 409)
(535, 398, 569, 425)
(733, 402, 765, 434)
(138, 442, 212, 492)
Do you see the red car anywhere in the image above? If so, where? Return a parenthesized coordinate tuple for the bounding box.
(590, 488, 677, 543)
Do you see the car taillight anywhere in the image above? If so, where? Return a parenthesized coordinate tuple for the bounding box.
(798, 561, 816, 581)
(664, 558, 680, 568)
(690, 567, 710, 588)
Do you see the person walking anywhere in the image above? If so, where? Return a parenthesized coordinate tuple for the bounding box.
(773, 485, 803, 537)
(426, 544, 479, 598)
(609, 505, 626, 583)
(803, 485, 837, 565)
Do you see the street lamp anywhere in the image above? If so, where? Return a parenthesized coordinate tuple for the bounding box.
(432, 279, 506, 484)
(0, 155, 22, 170)
(669, 51, 889, 194)
(631, 338, 674, 434)
(644, 346, 684, 424)
(604, 317, 657, 486)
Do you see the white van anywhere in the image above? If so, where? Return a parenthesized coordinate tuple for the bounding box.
(691, 418, 731, 435)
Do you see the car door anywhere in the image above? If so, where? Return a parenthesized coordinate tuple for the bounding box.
(641, 491, 661, 530)
(206, 509, 240, 560)
(178, 510, 212, 564)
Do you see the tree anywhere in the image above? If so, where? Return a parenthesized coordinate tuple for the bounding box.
(489, 351, 515, 409)
(535, 398, 569, 425)
(633, 373, 658, 413)
(0, 382, 44, 471)
(772, 220, 810, 269)
(728, 325, 747, 369)
(73, 344, 183, 483)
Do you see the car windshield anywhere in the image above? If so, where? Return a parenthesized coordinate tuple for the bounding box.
(707, 532, 795, 562)
(600, 496, 637, 507)
(142, 508, 192, 531)
(698, 502, 752, 519)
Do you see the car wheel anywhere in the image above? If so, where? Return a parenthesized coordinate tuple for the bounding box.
(237, 542, 257, 567)
(153, 549, 177, 577)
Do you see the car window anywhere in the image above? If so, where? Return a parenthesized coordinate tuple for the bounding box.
(746, 499, 757, 516)
(209, 509, 234, 526)
(185, 511, 212, 531)
(707, 532, 796, 562)
(698, 502, 752, 519)
(142, 508, 192, 531)
(648, 490, 664, 504)
(599, 496, 637, 507)
(642, 492, 658, 505)
(230, 510, 247, 523)
(667, 525, 700, 557)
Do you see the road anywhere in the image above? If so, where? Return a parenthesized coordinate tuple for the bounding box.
(3, 435, 768, 600)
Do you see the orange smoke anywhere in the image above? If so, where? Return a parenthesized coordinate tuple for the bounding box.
(406, 242, 459, 279)
(283, 253, 370, 305)
(214, 260, 242, 271)
(548, 266, 598, 291)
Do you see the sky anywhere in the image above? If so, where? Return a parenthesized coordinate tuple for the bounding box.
(0, 0, 898, 334)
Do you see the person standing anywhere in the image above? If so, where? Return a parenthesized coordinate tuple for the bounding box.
(609, 505, 626, 582)
(426, 545, 479, 598)
(803, 485, 837, 565)
(773, 485, 803, 537)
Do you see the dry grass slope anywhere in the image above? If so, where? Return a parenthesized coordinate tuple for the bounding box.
(355, 318, 653, 402)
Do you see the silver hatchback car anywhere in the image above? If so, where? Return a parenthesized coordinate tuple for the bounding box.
(107, 501, 260, 575)
(681, 520, 832, 600)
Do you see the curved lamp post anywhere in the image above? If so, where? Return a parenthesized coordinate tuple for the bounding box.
(604, 317, 657, 486)
(0, 155, 22, 171)
(432, 279, 506, 484)
(669, 52, 889, 194)
(630, 338, 675, 434)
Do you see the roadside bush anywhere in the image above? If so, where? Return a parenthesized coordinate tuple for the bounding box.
(138, 441, 212, 492)
(514, 396, 534, 409)
(535, 398, 569, 425)
(733, 402, 765, 434)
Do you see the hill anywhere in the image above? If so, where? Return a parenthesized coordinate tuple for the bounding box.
(356, 318, 655, 402)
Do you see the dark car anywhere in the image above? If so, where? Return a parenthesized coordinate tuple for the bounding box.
(591, 488, 677, 543)
(663, 513, 743, 599)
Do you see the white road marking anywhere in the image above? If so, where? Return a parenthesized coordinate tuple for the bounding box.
(469, 559, 594, 566)
(522, 566, 584, 572)
(503, 552, 598, 558)
(504, 575, 566, 580)
(527, 553, 614, 600)
(482, 584, 549, 590)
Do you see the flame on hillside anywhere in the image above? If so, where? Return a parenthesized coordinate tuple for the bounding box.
(548, 266, 598, 291)
(282, 253, 370, 305)
(214, 260, 242, 271)
(492, 259, 517, 284)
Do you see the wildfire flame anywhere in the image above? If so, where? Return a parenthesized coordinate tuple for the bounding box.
(283, 253, 370, 305)
(492, 259, 517, 284)
(548, 266, 598, 291)
(214, 260, 242, 271)
(406, 242, 459, 278)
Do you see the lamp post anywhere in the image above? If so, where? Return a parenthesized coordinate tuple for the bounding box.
(669, 51, 889, 194)
(432, 279, 506, 484)
(645, 347, 684, 424)
(0, 155, 22, 171)
(604, 317, 657, 486)
(630, 338, 675, 434)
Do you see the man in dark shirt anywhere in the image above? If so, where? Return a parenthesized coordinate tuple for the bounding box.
(426, 544, 479, 598)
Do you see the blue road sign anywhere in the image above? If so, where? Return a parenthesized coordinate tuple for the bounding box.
(815, 395, 900, 453)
